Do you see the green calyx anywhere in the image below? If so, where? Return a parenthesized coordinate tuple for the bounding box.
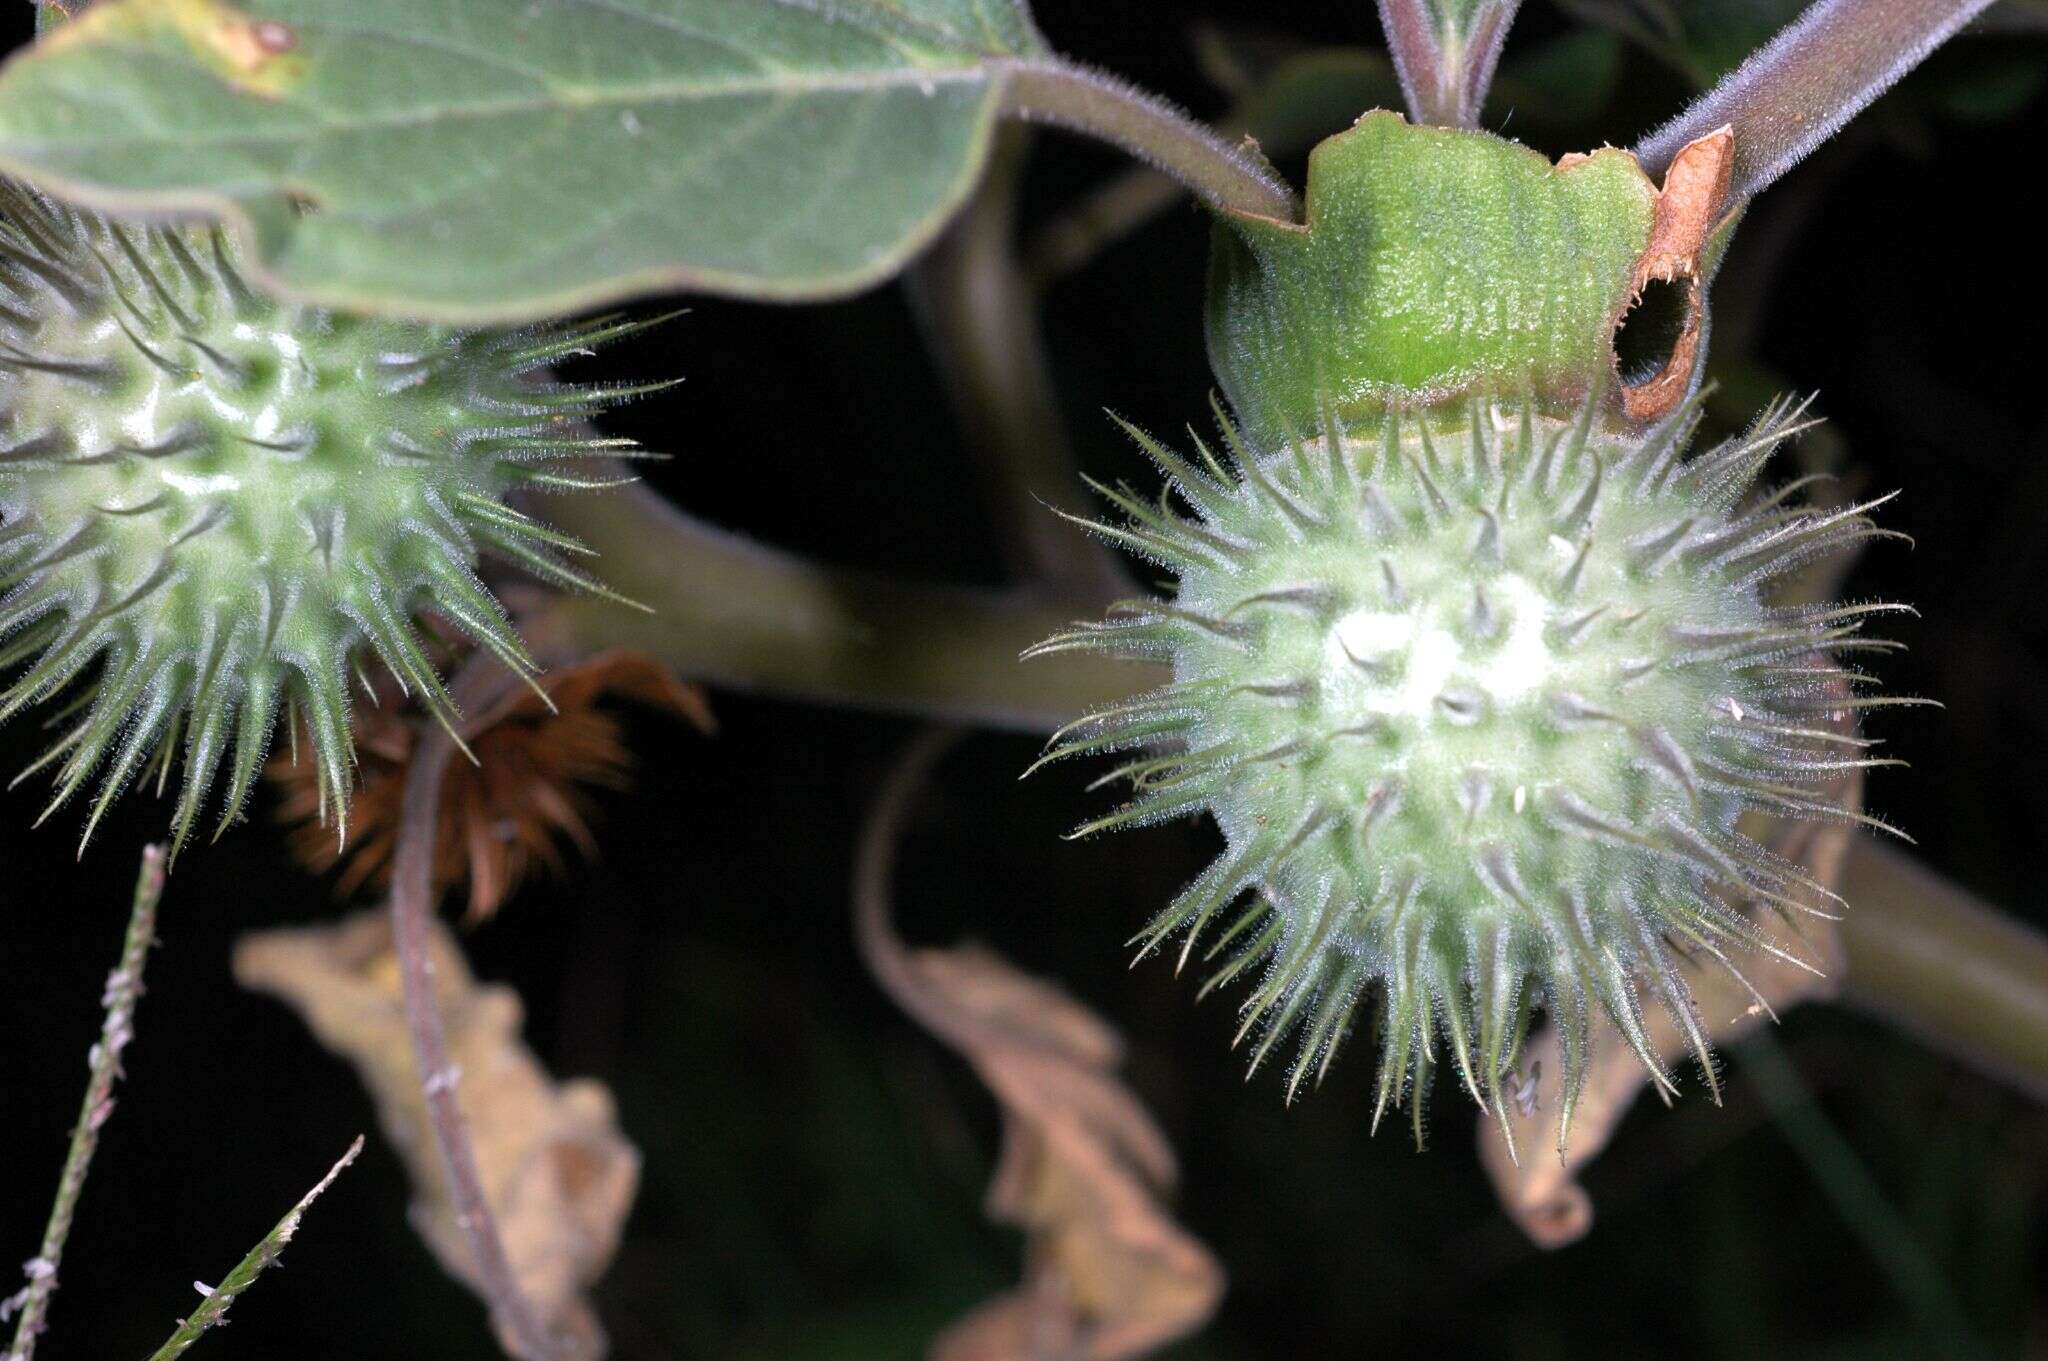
(0, 180, 664, 853)
(1031, 393, 1905, 1152)
(1207, 111, 1662, 442)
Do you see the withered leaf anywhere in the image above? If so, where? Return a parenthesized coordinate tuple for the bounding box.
(273, 647, 712, 921)
(1620, 125, 1736, 424)
(234, 909, 639, 1358)
(892, 942, 1223, 1361)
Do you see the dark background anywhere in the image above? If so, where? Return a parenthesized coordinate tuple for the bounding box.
(1, 3, 2043, 1358)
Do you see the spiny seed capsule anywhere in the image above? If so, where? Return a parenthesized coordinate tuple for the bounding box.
(1029, 392, 1910, 1152)
(0, 180, 666, 853)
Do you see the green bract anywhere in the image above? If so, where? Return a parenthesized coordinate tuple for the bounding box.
(1207, 111, 1662, 441)
(0, 181, 660, 852)
(1031, 395, 1901, 1150)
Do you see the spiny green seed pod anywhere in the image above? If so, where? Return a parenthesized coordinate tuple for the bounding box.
(1029, 392, 1907, 1151)
(0, 180, 666, 852)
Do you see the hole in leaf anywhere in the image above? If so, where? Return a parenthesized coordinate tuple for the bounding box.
(1614, 276, 1692, 387)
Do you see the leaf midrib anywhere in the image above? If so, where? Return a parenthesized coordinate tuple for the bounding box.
(22, 42, 999, 156)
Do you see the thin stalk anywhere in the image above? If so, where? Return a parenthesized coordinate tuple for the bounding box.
(1837, 838, 2048, 1103)
(851, 727, 1089, 1061)
(1377, 0, 1522, 128)
(1737, 1028, 1975, 1358)
(1377, 0, 1448, 125)
(388, 656, 568, 1361)
(143, 1138, 365, 1361)
(532, 480, 1158, 732)
(908, 127, 1131, 603)
(1023, 49, 1401, 290)
(853, 728, 970, 1041)
(1635, 0, 2000, 203)
(994, 58, 1297, 223)
(3, 845, 166, 1361)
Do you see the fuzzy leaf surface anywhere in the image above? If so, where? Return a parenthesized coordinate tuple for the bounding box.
(0, 0, 1044, 319)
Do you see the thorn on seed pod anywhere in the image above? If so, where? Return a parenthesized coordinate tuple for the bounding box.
(1031, 388, 1914, 1151)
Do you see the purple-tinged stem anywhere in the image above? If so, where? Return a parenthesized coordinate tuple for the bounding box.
(1377, 0, 1523, 128)
(1636, 0, 2000, 203)
(389, 657, 569, 1361)
(995, 58, 1298, 222)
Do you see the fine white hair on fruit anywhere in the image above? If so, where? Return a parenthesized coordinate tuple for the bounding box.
(1027, 389, 1916, 1155)
(0, 180, 668, 854)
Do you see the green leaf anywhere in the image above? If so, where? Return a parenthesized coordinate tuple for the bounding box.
(0, 0, 1045, 320)
(1207, 111, 1658, 438)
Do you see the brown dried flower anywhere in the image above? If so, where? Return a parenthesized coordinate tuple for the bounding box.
(272, 649, 712, 919)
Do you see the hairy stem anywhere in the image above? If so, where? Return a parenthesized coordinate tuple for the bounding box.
(389, 658, 567, 1361)
(533, 481, 1158, 732)
(1836, 838, 2048, 1103)
(1377, 0, 1521, 128)
(1023, 49, 1401, 290)
(144, 1138, 364, 1361)
(1634, 0, 2000, 202)
(2, 845, 164, 1361)
(1377, 0, 1447, 125)
(994, 58, 1298, 222)
(909, 127, 1131, 602)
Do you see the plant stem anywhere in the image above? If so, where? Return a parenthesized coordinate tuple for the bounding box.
(388, 658, 567, 1361)
(535, 489, 2048, 1108)
(1836, 838, 2048, 1103)
(852, 728, 969, 1040)
(1022, 49, 1400, 291)
(1376, 0, 1522, 129)
(533, 482, 1159, 732)
(908, 126, 1131, 603)
(2, 845, 165, 1361)
(1377, 0, 1448, 126)
(994, 58, 1298, 223)
(143, 1138, 364, 1361)
(1736, 1029, 1975, 1358)
(1634, 0, 2000, 203)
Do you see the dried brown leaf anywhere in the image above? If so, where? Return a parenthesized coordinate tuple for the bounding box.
(1621, 125, 1736, 424)
(858, 733, 1222, 1361)
(233, 910, 639, 1357)
(908, 945, 1224, 1361)
(272, 647, 712, 920)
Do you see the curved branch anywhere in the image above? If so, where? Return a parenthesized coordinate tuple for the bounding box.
(1836, 838, 2048, 1103)
(908, 127, 1132, 602)
(1635, 0, 2000, 202)
(852, 727, 968, 1039)
(388, 657, 566, 1361)
(533, 481, 1159, 732)
(994, 58, 1298, 223)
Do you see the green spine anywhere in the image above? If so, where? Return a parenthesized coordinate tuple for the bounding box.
(0, 181, 664, 852)
(1031, 392, 1906, 1151)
